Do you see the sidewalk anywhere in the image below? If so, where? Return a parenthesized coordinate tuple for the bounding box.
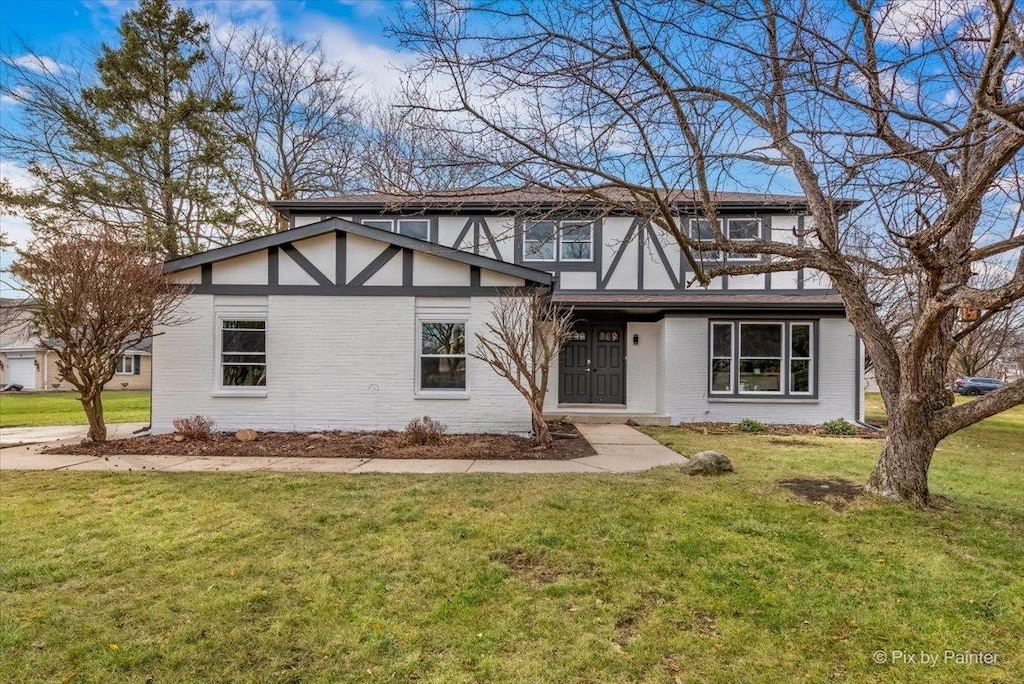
(0, 424, 686, 474)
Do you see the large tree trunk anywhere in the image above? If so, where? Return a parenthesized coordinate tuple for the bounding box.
(865, 408, 938, 508)
(80, 390, 107, 442)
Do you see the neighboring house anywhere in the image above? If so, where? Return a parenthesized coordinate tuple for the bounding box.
(0, 298, 152, 391)
(154, 188, 865, 434)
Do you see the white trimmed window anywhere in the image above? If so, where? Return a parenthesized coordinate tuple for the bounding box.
(361, 218, 430, 241)
(689, 218, 722, 260)
(738, 322, 784, 393)
(219, 320, 267, 389)
(710, 323, 733, 393)
(114, 354, 135, 375)
(418, 320, 467, 392)
(726, 218, 761, 261)
(524, 220, 556, 261)
(709, 321, 816, 397)
(559, 222, 593, 261)
(524, 220, 594, 262)
(789, 323, 813, 394)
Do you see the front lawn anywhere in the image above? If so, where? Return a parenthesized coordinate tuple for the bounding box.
(0, 402, 1021, 682)
(0, 390, 150, 428)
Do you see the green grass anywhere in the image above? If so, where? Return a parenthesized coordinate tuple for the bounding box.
(1, 399, 1021, 682)
(0, 390, 150, 428)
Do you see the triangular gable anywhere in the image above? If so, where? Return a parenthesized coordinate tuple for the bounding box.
(163, 217, 550, 296)
(163, 216, 552, 286)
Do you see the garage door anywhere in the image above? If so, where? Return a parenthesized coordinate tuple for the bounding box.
(4, 356, 36, 388)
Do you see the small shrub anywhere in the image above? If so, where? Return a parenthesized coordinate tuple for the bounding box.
(405, 415, 447, 445)
(822, 418, 858, 436)
(172, 414, 215, 439)
(737, 418, 768, 434)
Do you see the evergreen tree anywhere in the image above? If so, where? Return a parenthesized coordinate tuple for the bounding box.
(4, 0, 241, 256)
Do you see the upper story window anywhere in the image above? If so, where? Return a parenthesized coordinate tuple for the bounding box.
(523, 220, 594, 262)
(361, 218, 430, 241)
(689, 217, 762, 262)
(709, 321, 815, 397)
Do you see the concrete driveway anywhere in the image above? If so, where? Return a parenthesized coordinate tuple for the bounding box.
(0, 424, 687, 474)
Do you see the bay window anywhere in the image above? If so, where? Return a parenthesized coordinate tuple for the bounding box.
(709, 321, 816, 397)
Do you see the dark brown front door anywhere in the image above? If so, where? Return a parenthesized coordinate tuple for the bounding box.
(558, 323, 625, 404)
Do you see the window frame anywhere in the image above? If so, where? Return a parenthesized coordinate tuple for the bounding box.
(707, 320, 818, 399)
(397, 218, 430, 240)
(725, 217, 762, 262)
(710, 322, 733, 394)
(215, 314, 268, 396)
(415, 317, 470, 397)
(361, 218, 394, 232)
(788, 322, 814, 396)
(558, 221, 594, 262)
(737, 321, 785, 395)
(360, 217, 432, 241)
(522, 219, 596, 263)
(114, 354, 135, 375)
(523, 220, 557, 262)
(688, 218, 723, 260)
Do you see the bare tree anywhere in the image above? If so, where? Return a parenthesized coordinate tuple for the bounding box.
(472, 288, 574, 446)
(10, 236, 189, 441)
(397, 0, 1024, 506)
(211, 28, 363, 231)
(360, 86, 500, 194)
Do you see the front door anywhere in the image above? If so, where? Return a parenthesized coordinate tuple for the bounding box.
(558, 323, 625, 404)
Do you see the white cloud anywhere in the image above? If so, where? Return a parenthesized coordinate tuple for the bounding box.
(303, 19, 414, 96)
(0, 162, 38, 249)
(873, 0, 982, 47)
(8, 54, 64, 74)
(0, 86, 31, 106)
(0, 214, 33, 249)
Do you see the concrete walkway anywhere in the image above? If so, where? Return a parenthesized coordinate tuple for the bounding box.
(0, 422, 149, 447)
(0, 423, 686, 474)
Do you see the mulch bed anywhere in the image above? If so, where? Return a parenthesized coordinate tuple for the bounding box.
(680, 422, 884, 438)
(778, 478, 864, 510)
(45, 421, 595, 461)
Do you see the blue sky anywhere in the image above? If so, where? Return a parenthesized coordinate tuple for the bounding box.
(0, 0, 411, 258)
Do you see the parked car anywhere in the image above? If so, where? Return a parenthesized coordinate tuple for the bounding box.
(953, 377, 1004, 396)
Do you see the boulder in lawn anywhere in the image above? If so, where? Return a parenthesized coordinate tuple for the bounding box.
(681, 451, 734, 476)
(235, 428, 259, 442)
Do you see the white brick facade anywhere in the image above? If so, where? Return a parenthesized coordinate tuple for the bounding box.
(153, 294, 533, 434)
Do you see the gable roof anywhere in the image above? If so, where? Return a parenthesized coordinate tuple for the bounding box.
(269, 186, 861, 214)
(161, 216, 553, 285)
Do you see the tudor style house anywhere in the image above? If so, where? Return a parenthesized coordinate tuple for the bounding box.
(153, 188, 864, 434)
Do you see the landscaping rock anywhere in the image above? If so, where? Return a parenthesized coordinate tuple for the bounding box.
(172, 434, 186, 442)
(681, 451, 734, 476)
(306, 433, 329, 441)
(234, 429, 258, 442)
